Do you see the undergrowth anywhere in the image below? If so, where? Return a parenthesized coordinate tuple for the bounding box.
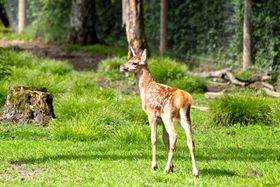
(96, 56, 207, 93)
(0, 49, 279, 143)
(64, 44, 127, 57)
(209, 94, 274, 126)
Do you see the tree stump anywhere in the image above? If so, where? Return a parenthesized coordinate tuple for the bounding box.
(0, 86, 55, 126)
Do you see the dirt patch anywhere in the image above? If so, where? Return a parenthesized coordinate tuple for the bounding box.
(8, 159, 45, 180)
(0, 39, 104, 71)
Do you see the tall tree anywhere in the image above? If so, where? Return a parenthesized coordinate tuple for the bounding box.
(70, 0, 99, 45)
(18, 0, 25, 33)
(0, 1, 10, 27)
(122, 0, 147, 57)
(159, 0, 168, 55)
(242, 0, 252, 70)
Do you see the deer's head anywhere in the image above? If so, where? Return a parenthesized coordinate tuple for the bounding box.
(120, 48, 147, 73)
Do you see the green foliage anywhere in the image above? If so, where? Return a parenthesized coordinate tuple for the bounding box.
(97, 57, 127, 80)
(28, 0, 71, 42)
(0, 48, 280, 186)
(0, 52, 11, 81)
(148, 57, 206, 92)
(148, 57, 187, 83)
(167, 75, 207, 93)
(0, 50, 73, 97)
(234, 70, 252, 82)
(65, 44, 127, 57)
(209, 95, 273, 126)
(143, 0, 280, 70)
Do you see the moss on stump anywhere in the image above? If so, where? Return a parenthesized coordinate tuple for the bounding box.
(0, 86, 55, 126)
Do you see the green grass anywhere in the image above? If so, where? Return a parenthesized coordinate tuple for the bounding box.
(0, 50, 279, 186)
(96, 55, 207, 93)
(209, 94, 276, 126)
(64, 44, 127, 57)
(0, 122, 279, 186)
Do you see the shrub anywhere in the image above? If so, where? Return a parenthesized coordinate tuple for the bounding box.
(167, 75, 207, 93)
(97, 57, 127, 80)
(65, 44, 127, 57)
(0, 50, 11, 81)
(209, 95, 273, 126)
(148, 56, 187, 83)
(148, 56, 206, 93)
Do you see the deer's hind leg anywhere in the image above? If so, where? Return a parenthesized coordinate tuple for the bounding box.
(162, 125, 174, 172)
(179, 105, 199, 177)
(161, 115, 177, 174)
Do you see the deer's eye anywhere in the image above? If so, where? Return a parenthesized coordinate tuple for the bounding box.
(132, 62, 138, 66)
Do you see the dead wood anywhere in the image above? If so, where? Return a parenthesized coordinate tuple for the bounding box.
(195, 68, 280, 98)
(191, 106, 209, 111)
(224, 71, 246, 87)
(262, 87, 280, 97)
(204, 91, 225, 99)
(0, 86, 55, 126)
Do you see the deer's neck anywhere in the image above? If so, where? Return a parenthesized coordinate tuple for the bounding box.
(136, 67, 153, 96)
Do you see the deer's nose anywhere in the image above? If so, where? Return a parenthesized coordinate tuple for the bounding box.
(120, 65, 128, 72)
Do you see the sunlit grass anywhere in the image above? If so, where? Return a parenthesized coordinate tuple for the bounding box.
(0, 50, 279, 186)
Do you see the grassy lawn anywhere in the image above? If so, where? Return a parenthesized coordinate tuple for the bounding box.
(0, 123, 279, 186)
(0, 49, 279, 186)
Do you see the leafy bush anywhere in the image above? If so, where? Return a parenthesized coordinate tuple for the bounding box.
(65, 44, 127, 57)
(97, 57, 126, 80)
(209, 95, 273, 126)
(96, 56, 206, 93)
(148, 56, 206, 93)
(0, 50, 11, 81)
(168, 75, 207, 93)
(148, 56, 187, 83)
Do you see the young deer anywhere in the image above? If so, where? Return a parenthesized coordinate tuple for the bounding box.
(119, 49, 199, 177)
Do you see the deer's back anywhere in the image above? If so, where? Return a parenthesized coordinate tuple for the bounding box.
(143, 81, 192, 117)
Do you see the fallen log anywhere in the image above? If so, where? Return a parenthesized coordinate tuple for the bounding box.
(262, 87, 280, 98)
(261, 82, 275, 91)
(197, 68, 231, 78)
(225, 72, 246, 87)
(191, 106, 209, 111)
(205, 91, 224, 99)
(195, 68, 280, 98)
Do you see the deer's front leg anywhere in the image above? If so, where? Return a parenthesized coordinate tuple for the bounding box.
(148, 115, 157, 170)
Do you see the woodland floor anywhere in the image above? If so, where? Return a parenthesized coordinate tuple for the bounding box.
(0, 39, 104, 71)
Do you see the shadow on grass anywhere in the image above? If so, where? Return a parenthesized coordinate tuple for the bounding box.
(12, 145, 279, 167)
(195, 147, 279, 162)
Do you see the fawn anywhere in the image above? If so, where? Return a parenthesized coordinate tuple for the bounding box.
(119, 49, 199, 177)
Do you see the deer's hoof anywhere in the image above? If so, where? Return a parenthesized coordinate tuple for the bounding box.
(193, 168, 199, 178)
(151, 163, 158, 171)
(164, 165, 174, 174)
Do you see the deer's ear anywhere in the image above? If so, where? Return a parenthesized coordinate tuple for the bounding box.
(130, 47, 136, 57)
(140, 49, 147, 65)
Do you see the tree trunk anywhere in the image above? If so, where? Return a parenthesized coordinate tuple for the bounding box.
(70, 0, 99, 45)
(242, 0, 252, 71)
(0, 86, 55, 126)
(159, 0, 168, 55)
(0, 2, 10, 27)
(18, 0, 25, 33)
(122, 0, 148, 57)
